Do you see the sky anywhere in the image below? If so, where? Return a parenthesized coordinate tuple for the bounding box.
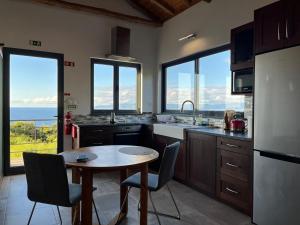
(8, 50, 244, 112)
(10, 54, 58, 108)
(93, 64, 137, 110)
(166, 50, 245, 111)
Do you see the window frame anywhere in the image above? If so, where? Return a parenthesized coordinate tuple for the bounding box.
(161, 44, 231, 115)
(91, 58, 141, 115)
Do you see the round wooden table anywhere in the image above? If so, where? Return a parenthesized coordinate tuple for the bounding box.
(61, 145, 159, 225)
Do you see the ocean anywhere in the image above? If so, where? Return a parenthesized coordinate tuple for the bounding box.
(10, 107, 58, 126)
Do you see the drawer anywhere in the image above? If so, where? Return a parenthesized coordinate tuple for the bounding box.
(218, 149, 250, 182)
(217, 137, 252, 155)
(218, 173, 251, 214)
(115, 125, 142, 133)
(80, 136, 113, 147)
(80, 126, 114, 135)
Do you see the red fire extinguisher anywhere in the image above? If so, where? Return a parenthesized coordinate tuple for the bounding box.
(64, 111, 73, 135)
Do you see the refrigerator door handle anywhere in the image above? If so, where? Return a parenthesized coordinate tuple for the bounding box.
(259, 150, 300, 164)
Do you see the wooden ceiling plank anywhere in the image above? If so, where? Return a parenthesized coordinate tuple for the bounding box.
(126, 0, 162, 22)
(150, 0, 176, 16)
(30, 0, 162, 27)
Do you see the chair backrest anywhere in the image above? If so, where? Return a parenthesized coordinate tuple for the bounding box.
(157, 142, 180, 189)
(23, 152, 70, 206)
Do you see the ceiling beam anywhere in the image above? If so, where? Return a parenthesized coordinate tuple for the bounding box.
(30, 0, 162, 27)
(126, 0, 162, 22)
(150, 0, 176, 16)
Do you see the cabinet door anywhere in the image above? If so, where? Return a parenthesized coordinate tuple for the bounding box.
(255, 1, 285, 54)
(285, 0, 300, 47)
(174, 142, 186, 181)
(187, 132, 217, 196)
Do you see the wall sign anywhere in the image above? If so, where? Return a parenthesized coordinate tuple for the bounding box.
(29, 40, 42, 47)
(64, 61, 75, 67)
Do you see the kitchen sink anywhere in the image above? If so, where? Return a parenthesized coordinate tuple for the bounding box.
(153, 123, 199, 140)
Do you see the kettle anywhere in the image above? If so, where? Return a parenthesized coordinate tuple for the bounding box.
(230, 114, 246, 133)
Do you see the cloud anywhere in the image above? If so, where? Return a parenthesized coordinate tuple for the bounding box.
(11, 96, 57, 107)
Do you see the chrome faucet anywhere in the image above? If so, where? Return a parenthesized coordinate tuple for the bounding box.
(180, 100, 196, 125)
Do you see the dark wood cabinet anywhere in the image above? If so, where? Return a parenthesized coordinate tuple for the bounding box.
(73, 124, 142, 148)
(231, 23, 254, 95)
(152, 134, 186, 182)
(216, 137, 253, 215)
(255, 0, 300, 54)
(187, 132, 217, 197)
(231, 22, 254, 71)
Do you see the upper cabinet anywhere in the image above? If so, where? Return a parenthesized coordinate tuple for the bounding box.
(255, 0, 300, 54)
(231, 22, 254, 71)
(231, 23, 254, 95)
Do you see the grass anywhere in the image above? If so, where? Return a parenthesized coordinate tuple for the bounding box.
(10, 142, 57, 165)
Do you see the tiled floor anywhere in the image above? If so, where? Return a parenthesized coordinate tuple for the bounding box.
(0, 172, 253, 225)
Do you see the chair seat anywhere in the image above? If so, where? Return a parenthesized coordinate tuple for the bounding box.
(121, 172, 159, 191)
(69, 183, 82, 205)
(68, 184, 98, 205)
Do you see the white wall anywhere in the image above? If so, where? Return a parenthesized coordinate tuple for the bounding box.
(0, 0, 159, 150)
(155, 0, 277, 112)
(0, 0, 159, 115)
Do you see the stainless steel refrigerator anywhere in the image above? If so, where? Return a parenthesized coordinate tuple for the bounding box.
(253, 46, 300, 225)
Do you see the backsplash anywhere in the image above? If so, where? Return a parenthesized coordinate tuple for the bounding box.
(73, 96, 253, 128)
(73, 113, 155, 124)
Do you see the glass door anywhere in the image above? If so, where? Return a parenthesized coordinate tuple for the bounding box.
(3, 48, 64, 175)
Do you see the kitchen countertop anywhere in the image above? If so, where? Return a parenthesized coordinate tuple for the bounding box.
(187, 127, 252, 141)
(73, 122, 252, 141)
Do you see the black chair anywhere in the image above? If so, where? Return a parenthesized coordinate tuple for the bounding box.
(119, 142, 181, 225)
(23, 152, 101, 225)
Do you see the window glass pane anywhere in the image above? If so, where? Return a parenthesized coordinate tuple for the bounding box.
(199, 50, 244, 111)
(93, 64, 114, 110)
(166, 61, 195, 110)
(119, 66, 137, 110)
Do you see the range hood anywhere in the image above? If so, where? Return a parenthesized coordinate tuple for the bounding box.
(106, 26, 137, 62)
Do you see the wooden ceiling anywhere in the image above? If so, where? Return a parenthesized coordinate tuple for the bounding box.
(30, 0, 212, 26)
(128, 0, 211, 23)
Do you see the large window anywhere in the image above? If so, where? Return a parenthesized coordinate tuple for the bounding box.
(91, 59, 141, 113)
(162, 46, 244, 113)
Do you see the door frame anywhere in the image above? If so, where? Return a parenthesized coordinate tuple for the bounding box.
(3, 47, 64, 175)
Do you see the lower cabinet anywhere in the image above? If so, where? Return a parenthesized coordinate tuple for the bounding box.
(152, 134, 186, 182)
(216, 137, 253, 215)
(187, 132, 217, 197)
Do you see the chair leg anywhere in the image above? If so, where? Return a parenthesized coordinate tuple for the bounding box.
(56, 206, 62, 224)
(72, 208, 76, 225)
(166, 184, 181, 220)
(149, 191, 162, 225)
(137, 186, 181, 221)
(92, 199, 102, 225)
(27, 202, 37, 225)
(117, 187, 132, 222)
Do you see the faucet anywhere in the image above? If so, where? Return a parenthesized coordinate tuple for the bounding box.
(180, 100, 196, 125)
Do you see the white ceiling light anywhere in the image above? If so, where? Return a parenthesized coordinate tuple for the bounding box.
(178, 33, 197, 42)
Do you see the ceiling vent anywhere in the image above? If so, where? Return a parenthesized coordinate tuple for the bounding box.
(106, 26, 136, 62)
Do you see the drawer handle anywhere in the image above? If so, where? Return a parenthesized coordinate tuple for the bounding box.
(92, 142, 103, 145)
(225, 143, 240, 148)
(225, 187, 239, 195)
(93, 129, 104, 132)
(226, 162, 240, 168)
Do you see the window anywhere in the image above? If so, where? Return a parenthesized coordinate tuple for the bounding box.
(162, 46, 244, 113)
(91, 59, 141, 113)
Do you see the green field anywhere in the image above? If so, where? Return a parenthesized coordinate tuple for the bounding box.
(10, 121, 57, 166)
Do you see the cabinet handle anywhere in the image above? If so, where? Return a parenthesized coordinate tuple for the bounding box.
(225, 143, 240, 148)
(92, 142, 103, 145)
(225, 187, 239, 195)
(93, 129, 104, 132)
(277, 23, 281, 40)
(226, 162, 240, 168)
(285, 19, 289, 39)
